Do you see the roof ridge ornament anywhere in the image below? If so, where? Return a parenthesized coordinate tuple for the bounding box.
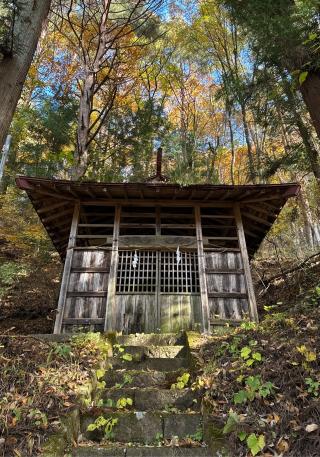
(146, 147, 169, 183)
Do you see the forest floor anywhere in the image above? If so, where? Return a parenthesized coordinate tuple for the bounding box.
(0, 246, 320, 456)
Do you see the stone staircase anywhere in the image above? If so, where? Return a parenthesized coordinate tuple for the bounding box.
(73, 333, 214, 457)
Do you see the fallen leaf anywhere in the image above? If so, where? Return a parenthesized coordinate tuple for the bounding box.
(305, 423, 318, 433)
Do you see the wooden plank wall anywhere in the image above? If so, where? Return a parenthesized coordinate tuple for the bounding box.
(205, 251, 249, 320)
(160, 295, 202, 333)
(114, 295, 158, 333)
(113, 294, 202, 334)
(61, 249, 111, 333)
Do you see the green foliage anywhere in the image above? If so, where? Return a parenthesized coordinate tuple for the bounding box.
(0, 0, 15, 58)
(240, 345, 263, 367)
(0, 261, 27, 297)
(72, 332, 111, 360)
(246, 433, 266, 456)
(87, 416, 118, 439)
(50, 343, 73, 361)
(187, 426, 203, 442)
(116, 397, 133, 409)
(154, 432, 163, 445)
(115, 374, 133, 389)
(223, 410, 241, 434)
(27, 409, 48, 428)
(305, 377, 319, 397)
(121, 353, 133, 362)
(171, 372, 190, 390)
(233, 376, 275, 404)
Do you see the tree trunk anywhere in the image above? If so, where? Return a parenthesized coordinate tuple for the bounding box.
(240, 103, 256, 183)
(300, 71, 320, 141)
(282, 77, 320, 189)
(297, 191, 319, 249)
(227, 113, 235, 185)
(0, 0, 51, 151)
(74, 72, 95, 179)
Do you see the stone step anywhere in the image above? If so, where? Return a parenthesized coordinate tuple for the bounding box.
(101, 387, 201, 411)
(108, 357, 188, 371)
(116, 333, 186, 347)
(113, 345, 187, 360)
(82, 411, 203, 444)
(73, 446, 212, 456)
(104, 369, 186, 389)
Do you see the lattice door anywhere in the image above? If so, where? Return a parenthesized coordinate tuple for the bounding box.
(116, 250, 199, 295)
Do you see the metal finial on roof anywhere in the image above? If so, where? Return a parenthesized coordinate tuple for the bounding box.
(146, 147, 169, 183)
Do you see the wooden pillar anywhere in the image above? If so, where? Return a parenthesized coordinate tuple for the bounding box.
(155, 206, 161, 331)
(54, 201, 80, 334)
(195, 206, 210, 333)
(104, 205, 121, 332)
(234, 203, 259, 322)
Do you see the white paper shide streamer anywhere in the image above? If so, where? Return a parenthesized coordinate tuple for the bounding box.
(132, 250, 139, 269)
(176, 246, 181, 265)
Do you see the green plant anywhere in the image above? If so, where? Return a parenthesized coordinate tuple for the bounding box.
(305, 377, 319, 397)
(240, 346, 262, 367)
(113, 344, 133, 361)
(240, 321, 257, 331)
(171, 372, 190, 390)
(233, 376, 274, 404)
(27, 409, 48, 428)
(72, 332, 111, 359)
(115, 373, 133, 388)
(154, 432, 163, 445)
(0, 261, 28, 297)
(297, 345, 317, 362)
(87, 416, 118, 439)
(187, 426, 203, 442)
(51, 343, 73, 360)
(121, 353, 133, 361)
(116, 397, 133, 409)
(223, 410, 241, 434)
(239, 432, 266, 456)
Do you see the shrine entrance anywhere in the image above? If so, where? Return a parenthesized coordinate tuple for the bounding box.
(115, 249, 201, 334)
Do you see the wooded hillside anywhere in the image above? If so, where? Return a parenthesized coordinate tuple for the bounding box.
(0, 0, 320, 456)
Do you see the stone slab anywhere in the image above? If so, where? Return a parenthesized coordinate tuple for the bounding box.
(29, 333, 73, 342)
(73, 446, 212, 457)
(116, 333, 186, 347)
(73, 447, 125, 456)
(135, 388, 201, 411)
(113, 346, 187, 360)
(126, 448, 212, 456)
(108, 358, 188, 371)
(82, 412, 163, 444)
(101, 388, 201, 411)
(104, 370, 183, 389)
(163, 413, 202, 440)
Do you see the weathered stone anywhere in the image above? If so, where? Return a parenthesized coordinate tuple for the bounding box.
(73, 446, 126, 456)
(135, 388, 201, 411)
(163, 413, 202, 440)
(116, 333, 186, 347)
(104, 369, 184, 389)
(126, 447, 213, 456)
(108, 357, 188, 371)
(203, 415, 230, 456)
(30, 333, 73, 343)
(101, 388, 137, 406)
(82, 412, 163, 444)
(73, 446, 213, 457)
(113, 346, 187, 360)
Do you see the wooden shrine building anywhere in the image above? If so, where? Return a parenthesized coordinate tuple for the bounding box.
(16, 160, 299, 334)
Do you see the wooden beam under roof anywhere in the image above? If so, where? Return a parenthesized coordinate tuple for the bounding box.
(16, 176, 300, 259)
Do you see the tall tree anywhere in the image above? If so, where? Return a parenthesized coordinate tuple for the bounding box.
(221, 0, 320, 140)
(51, 0, 161, 179)
(0, 0, 51, 152)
